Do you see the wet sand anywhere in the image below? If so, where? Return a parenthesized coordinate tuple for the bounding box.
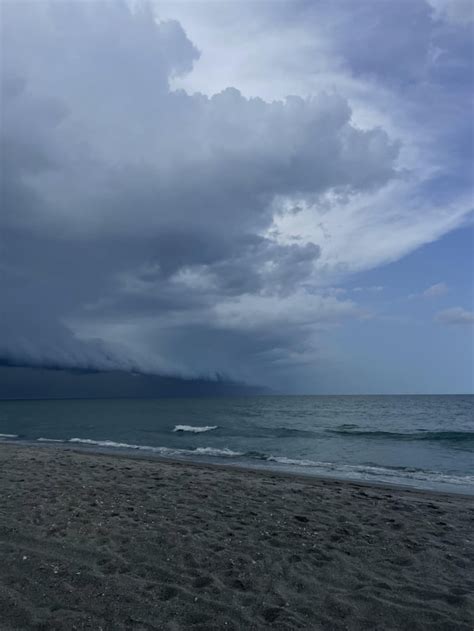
(0, 444, 473, 630)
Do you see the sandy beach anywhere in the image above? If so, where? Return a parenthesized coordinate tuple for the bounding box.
(0, 444, 473, 630)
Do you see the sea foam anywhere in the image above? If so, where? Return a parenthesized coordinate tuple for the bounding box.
(173, 425, 218, 433)
(268, 456, 333, 468)
(0, 433, 18, 439)
(266, 455, 474, 487)
(68, 438, 242, 458)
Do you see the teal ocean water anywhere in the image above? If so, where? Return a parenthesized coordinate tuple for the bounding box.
(1, 395, 473, 494)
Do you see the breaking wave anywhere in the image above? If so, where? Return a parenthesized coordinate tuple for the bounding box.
(68, 437, 243, 458)
(173, 425, 218, 433)
(62, 437, 474, 489)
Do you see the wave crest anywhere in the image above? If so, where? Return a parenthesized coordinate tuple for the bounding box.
(68, 438, 242, 458)
(173, 425, 218, 433)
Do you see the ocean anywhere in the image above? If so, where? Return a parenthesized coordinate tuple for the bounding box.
(0, 395, 473, 494)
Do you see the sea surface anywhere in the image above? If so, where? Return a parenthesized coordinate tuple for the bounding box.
(0, 395, 473, 494)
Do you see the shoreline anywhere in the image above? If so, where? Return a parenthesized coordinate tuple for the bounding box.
(13, 440, 474, 499)
(1, 438, 473, 497)
(1, 443, 473, 630)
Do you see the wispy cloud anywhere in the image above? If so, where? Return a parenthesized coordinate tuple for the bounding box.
(435, 307, 474, 326)
(352, 286, 384, 294)
(423, 282, 449, 298)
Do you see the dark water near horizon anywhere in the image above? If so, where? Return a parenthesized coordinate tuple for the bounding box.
(0, 395, 473, 494)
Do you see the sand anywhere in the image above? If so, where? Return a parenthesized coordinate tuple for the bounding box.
(0, 444, 473, 630)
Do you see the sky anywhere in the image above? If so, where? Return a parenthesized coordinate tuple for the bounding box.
(1, 0, 473, 394)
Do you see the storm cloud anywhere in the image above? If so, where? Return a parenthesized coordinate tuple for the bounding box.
(1, 1, 472, 390)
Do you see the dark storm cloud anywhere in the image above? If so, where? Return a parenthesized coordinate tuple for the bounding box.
(320, 0, 474, 190)
(0, 1, 399, 384)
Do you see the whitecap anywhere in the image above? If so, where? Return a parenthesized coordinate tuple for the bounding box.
(173, 425, 218, 433)
(193, 447, 243, 457)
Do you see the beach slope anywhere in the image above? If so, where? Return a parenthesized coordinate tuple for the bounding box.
(0, 445, 473, 630)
